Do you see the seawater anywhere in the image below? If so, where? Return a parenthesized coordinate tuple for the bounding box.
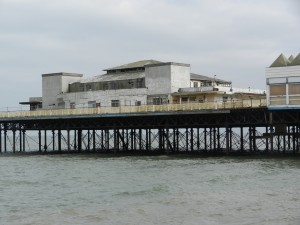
(0, 154, 300, 225)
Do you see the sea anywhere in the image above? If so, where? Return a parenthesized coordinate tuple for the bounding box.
(0, 154, 300, 225)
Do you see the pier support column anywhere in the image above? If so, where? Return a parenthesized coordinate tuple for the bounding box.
(196, 128, 200, 151)
(87, 130, 91, 151)
(22, 130, 26, 152)
(52, 130, 55, 151)
(226, 127, 230, 154)
(185, 128, 189, 152)
(44, 130, 47, 152)
(190, 128, 194, 152)
(67, 130, 70, 151)
(4, 129, 7, 153)
(13, 129, 16, 153)
(204, 128, 207, 151)
(265, 127, 269, 152)
(19, 129, 22, 152)
(77, 129, 82, 152)
(93, 130, 96, 151)
(38, 130, 41, 152)
(217, 128, 221, 151)
(139, 129, 142, 151)
(0, 128, 2, 153)
(105, 130, 109, 151)
(148, 129, 152, 151)
(58, 130, 62, 152)
(240, 127, 244, 152)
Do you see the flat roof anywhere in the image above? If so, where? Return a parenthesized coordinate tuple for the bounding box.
(42, 72, 83, 77)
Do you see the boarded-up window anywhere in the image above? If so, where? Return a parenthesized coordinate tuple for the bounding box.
(269, 84, 286, 96)
(289, 83, 300, 95)
(111, 100, 120, 107)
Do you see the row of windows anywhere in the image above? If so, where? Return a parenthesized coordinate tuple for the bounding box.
(70, 100, 142, 108)
(269, 83, 300, 96)
(69, 78, 145, 92)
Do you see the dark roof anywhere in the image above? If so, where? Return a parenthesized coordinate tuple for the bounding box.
(104, 60, 162, 71)
(270, 54, 290, 67)
(270, 53, 300, 67)
(290, 53, 300, 66)
(190, 73, 231, 83)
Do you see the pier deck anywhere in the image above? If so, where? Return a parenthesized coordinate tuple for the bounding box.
(0, 100, 299, 154)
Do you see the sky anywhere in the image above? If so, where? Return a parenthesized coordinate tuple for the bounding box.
(0, 0, 299, 109)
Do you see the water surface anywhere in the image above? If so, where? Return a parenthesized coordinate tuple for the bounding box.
(0, 155, 299, 225)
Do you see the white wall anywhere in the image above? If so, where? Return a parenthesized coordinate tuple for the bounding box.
(60, 88, 148, 108)
(42, 73, 82, 109)
(266, 66, 300, 78)
(145, 64, 171, 95)
(266, 65, 300, 108)
(170, 64, 190, 93)
(145, 63, 190, 96)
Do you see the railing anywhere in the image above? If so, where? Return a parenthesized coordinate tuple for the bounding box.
(0, 99, 267, 119)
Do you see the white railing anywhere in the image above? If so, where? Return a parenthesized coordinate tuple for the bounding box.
(0, 99, 267, 119)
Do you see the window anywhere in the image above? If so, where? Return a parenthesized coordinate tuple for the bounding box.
(137, 79, 144, 88)
(269, 84, 286, 96)
(111, 100, 120, 107)
(289, 83, 300, 95)
(86, 84, 92, 91)
(128, 80, 134, 88)
(79, 84, 84, 92)
(153, 98, 162, 105)
(190, 97, 196, 102)
(110, 82, 117, 89)
(70, 102, 75, 109)
(96, 103, 101, 107)
(135, 101, 141, 106)
(193, 82, 198, 88)
(103, 83, 109, 90)
(88, 101, 96, 108)
(181, 97, 188, 102)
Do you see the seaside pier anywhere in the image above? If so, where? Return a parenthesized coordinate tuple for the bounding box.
(0, 100, 300, 155)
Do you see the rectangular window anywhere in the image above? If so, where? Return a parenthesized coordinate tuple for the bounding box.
(79, 84, 84, 92)
(153, 98, 162, 105)
(103, 83, 109, 90)
(193, 82, 198, 88)
(190, 97, 196, 102)
(70, 102, 75, 109)
(96, 103, 101, 107)
(137, 79, 144, 88)
(88, 101, 96, 108)
(128, 80, 134, 89)
(269, 84, 286, 96)
(268, 78, 286, 84)
(289, 83, 300, 95)
(86, 84, 92, 91)
(111, 100, 120, 107)
(181, 97, 188, 102)
(110, 82, 117, 89)
(135, 101, 141, 106)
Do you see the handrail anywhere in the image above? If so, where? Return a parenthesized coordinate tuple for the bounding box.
(0, 99, 267, 119)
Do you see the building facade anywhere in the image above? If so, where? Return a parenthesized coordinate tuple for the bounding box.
(266, 53, 300, 108)
(22, 59, 266, 110)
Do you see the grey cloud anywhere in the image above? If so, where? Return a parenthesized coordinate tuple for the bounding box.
(0, 0, 299, 107)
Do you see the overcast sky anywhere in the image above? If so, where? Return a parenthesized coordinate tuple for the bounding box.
(0, 0, 299, 109)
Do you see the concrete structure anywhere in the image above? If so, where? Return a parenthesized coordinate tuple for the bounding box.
(266, 53, 300, 108)
(29, 59, 265, 110)
(42, 73, 82, 109)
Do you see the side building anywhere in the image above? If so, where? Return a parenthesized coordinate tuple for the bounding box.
(21, 59, 266, 110)
(266, 53, 300, 108)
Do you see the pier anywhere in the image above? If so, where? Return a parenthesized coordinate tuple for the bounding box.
(0, 99, 299, 154)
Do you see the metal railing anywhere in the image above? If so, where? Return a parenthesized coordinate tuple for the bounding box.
(0, 99, 267, 119)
